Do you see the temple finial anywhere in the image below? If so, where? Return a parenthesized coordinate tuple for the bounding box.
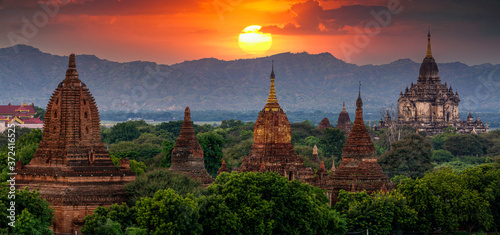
(265, 60, 279, 108)
(69, 53, 76, 68)
(184, 106, 191, 122)
(342, 101, 346, 112)
(426, 28, 432, 58)
(356, 81, 363, 108)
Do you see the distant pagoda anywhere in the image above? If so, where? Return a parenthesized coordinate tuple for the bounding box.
(238, 63, 314, 181)
(16, 54, 135, 234)
(332, 84, 392, 199)
(318, 117, 332, 131)
(396, 30, 488, 135)
(335, 102, 352, 135)
(169, 107, 214, 185)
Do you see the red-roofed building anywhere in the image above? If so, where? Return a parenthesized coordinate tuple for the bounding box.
(0, 103, 43, 131)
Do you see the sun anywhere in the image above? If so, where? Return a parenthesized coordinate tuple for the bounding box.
(238, 25, 272, 54)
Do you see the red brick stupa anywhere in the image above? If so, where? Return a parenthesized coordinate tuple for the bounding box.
(336, 102, 352, 135)
(169, 107, 213, 184)
(16, 54, 135, 234)
(318, 117, 332, 131)
(239, 63, 314, 181)
(332, 83, 392, 198)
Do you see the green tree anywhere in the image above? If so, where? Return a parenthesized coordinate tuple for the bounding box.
(0, 186, 54, 234)
(124, 169, 202, 205)
(34, 106, 46, 120)
(444, 133, 491, 157)
(160, 140, 175, 168)
(220, 119, 244, 129)
(202, 172, 347, 234)
(398, 167, 494, 232)
(105, 121, 141, 144)
(378, 134, 433, 178)
(197, 132, 225, 177)
(318, 128, 346, 162)
(334, 190, 417, 234)
(431, 149, 455, 163)
(136, 189, 202, 235)
(13, 209, 53, 235)
(130, 160, 147, 175)
(82, 203, 137, 234)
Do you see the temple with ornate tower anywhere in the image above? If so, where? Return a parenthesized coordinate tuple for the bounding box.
(396, 30, 488, 135)
(331, 83, 393, 199)
(238, 63, 315, 181)
(15, 54, 136, 234)
(169, 106, 214, 185)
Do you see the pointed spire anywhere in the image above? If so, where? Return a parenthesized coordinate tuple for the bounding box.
(426, 28, 432, 58)
(313, 145, 318, 155)
(184, 106, 191, 122)
(319, 159, 325, 170)
(218, 157, 229, 174)
(65, 53, 80, 82)
(356, 81, 363, 109)
(69, 53, 76, 68)
(342, 101, 346, 112)
(330, 159, 336, 172)
(265, 60, 279, 111)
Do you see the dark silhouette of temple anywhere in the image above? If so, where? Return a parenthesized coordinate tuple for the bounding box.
(331, 84, 392, 198)
(16, 54, 135, 234)
(169, 106, 214, 185)
(394, 30, 488, 135)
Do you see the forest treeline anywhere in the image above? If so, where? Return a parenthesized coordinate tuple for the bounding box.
(1, 119, 500, 234)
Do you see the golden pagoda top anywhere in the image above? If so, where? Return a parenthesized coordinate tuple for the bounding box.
(264, 60, 280, 111)
(426, 28, 433, 58)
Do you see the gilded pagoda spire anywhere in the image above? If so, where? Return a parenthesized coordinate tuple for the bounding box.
(265, 60, 280, 111)
(426, 28, 432, 58)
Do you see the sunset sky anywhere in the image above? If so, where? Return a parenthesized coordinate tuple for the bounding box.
(0, 0, 499, 65)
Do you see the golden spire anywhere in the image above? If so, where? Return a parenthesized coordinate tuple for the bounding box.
(426, 28, 432, 58)
(265, 60, 280, 111)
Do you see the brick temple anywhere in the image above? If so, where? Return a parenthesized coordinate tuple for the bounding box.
(318, 117, 332, 131)
(15, 54, 135, 234)
(169, 106, 214, 185)
(238, 64, 315, 181)
(331, 85, 392, 199)
(336, 102, 352, 135)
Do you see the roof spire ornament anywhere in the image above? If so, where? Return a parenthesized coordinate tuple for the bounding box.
(356, 81, 363, 109)
(265, 60, 280, 111)
(426, 27, 432, 58)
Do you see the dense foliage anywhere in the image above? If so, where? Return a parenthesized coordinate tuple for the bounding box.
(0, 186, 54, 234)
(378, 134, 433, 178)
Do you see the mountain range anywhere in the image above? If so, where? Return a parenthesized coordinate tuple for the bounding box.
(0, 45, 499, 114)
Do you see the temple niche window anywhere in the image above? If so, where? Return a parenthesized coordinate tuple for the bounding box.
(84, 111, 88, 118)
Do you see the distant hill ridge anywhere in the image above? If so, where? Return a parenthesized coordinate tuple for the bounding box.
(0, 45, 498, 113)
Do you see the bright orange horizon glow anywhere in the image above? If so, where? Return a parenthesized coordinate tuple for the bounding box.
(238, 25, 273, 54)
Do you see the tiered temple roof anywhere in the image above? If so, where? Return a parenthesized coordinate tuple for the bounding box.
(238, 63, 314, 181)
(332, 84, 392, 198)
(169, 107, 214, 185)
(16, 54, 135, 234)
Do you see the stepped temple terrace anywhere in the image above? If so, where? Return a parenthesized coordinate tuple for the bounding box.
(15, 54, 136, 234)
(169, 106, 214, 185)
